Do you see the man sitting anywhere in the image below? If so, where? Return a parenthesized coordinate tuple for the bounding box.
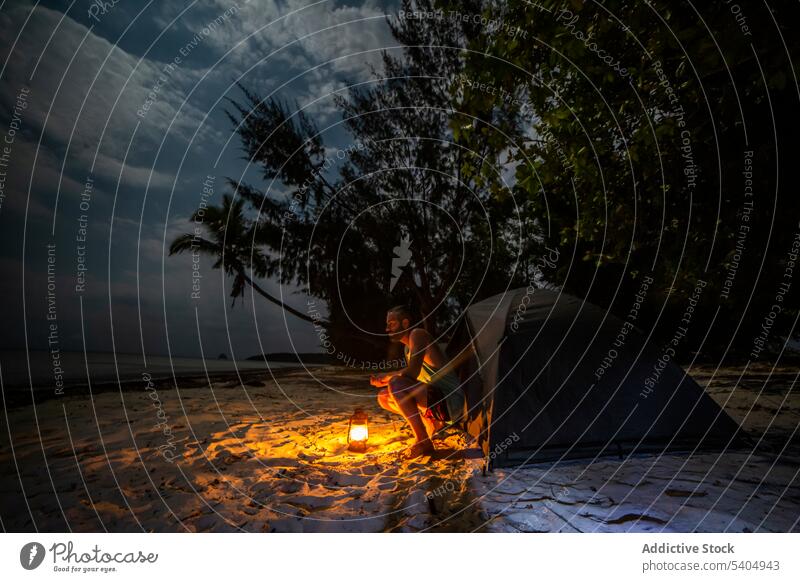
(370, 305, 465, 459)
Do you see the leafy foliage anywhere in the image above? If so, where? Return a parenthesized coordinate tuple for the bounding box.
(448, 0, 800, 357)
(172, 0, 537, 359)
(172, 0, 799, 360)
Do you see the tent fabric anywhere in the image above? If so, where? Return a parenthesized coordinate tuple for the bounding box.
(447, 287, 745, 468)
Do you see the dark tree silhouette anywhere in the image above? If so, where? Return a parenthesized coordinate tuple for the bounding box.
(171, 0, 536, 360)
(450, 0, 800, 358)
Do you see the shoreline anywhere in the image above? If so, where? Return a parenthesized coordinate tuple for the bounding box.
(3, 356, 793, 408)
(1, 364, 335, 411)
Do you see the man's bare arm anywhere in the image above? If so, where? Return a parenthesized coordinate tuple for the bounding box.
(395, 328, 425, 381)
(370, 329, 429, 387)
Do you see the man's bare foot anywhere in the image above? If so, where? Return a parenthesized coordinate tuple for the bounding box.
(419, 410, 448, 440)
(420, 413, 436, 440)
(401, 439, 435, 460)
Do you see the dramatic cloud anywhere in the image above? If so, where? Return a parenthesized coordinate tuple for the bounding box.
(0, 0, 397, 357)
(0, 2, 218, 187)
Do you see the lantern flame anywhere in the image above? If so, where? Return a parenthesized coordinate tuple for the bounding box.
(347, 408, 369, 452)
(349, 424, 368, 442)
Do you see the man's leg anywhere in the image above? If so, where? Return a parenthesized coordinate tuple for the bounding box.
(377, 387, 401, 415)
(387, 376, 434, 456)
(379, 386, 439, 439)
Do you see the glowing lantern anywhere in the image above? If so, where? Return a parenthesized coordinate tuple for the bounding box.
(347, 408, 369, 452)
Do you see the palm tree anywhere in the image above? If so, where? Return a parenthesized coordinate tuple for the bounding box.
(169, 193, 315, 324)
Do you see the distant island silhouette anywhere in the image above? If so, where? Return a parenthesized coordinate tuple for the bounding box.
(247, 352, 334, 365)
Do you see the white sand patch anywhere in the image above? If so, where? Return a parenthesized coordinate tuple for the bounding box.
(471, 363, 800, 533)
(1, 364, 797, 532)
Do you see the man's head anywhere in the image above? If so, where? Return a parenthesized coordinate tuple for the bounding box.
(386, 305, 414, 342)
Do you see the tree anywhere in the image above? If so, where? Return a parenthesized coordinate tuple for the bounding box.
(171, 0, 534, 360)
(169, 193, 313, 323)
(449, 0, 800, 358)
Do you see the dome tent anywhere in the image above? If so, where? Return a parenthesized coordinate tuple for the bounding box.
(445, 287, 745, 469)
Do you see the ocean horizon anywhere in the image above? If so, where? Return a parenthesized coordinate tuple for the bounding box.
(0, 350, 308, 391)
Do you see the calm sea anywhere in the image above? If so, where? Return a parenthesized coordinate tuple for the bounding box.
(0, 350, 299, 390)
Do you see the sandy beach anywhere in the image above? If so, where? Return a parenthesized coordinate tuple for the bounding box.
(1, 363, 798, 532)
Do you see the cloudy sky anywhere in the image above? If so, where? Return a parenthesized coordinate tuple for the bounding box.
(0, 0, 398, 359)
